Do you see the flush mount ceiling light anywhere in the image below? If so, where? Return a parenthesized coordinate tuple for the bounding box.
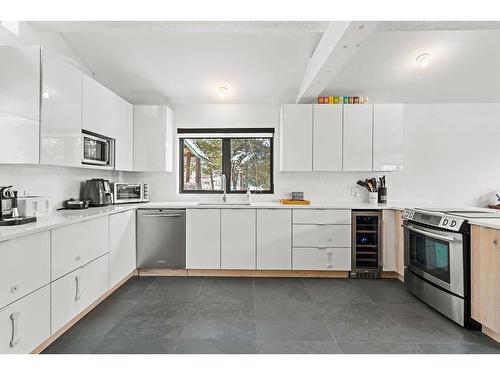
(217, 86, 229, 99)
(416, 53, 431, 68)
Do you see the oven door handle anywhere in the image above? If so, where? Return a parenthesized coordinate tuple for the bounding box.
(401, 224, 456, 242)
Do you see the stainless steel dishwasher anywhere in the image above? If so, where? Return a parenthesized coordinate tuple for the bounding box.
(137, 209, 186, 269)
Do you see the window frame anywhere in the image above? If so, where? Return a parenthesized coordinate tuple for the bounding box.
(178, 128, 274, 194)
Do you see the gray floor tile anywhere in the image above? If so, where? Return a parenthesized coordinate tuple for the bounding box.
(414, 342, 500, 354)
(351, 279, 420, 304)
(42, 336, 100, 354)
(257, 340, 341, 354)
(140, 277, 204, 302)
(199, 277, 254, 301)
(255, 317, 333, 341)
(108, 276, 156, 301)
(175, 339, 258, 354)
(302, 278, 374, 305)
(127, 299, 192, 320)
(92, 338, 177, 354)
(253, 278, 313, 304)
(318, 303, 406, 343)
(105, 315, 186, 340)
(180, 319, 257, 340)
(188, 298, 254, 321)
(379, 303, 492, 345)
(338, 341, 421, 354)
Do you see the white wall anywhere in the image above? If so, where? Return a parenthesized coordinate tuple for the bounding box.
(132, 103, 500, 207)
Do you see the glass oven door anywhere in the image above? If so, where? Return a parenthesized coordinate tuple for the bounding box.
(115, 184, 142, 202)
(404, 222, 464, 296)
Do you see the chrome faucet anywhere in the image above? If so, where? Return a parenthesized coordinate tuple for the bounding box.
(221, 174, 227, 203)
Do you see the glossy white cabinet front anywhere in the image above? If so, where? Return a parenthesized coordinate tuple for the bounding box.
(186, 209, 221, 269)
(313, 104, 343, 171)
(293, 247, 351, 271)
(280, 104, 313, 171)
(41, 52, 82, 167)
(114, 96, 134, 171)
(0, 285, 50, 354)
(343, 104, 373, 171)
(133, 105, 174, 172)
(0, 45, 40, 164)
(221, 209, 256, 269)
(109, 210, 136, 287)
(256, 209, 291, 270)
(82, 74, 116, 137)
(373, 103, 404, 171)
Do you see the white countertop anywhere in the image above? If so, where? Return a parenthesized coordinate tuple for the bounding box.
(3, 200, 500, 243)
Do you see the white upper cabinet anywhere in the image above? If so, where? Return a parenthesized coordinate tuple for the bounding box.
(0, 45, 40, 164)
(343, 104, 373, 171)
(40, 52, 82, 167)
(113, 96, 134, 171)
(313, 104, 343, 171)
(82, 74, 116, 138)
(280, 104, 312, 171)
(133, 105, 174, 172)
(373, 104, 404, 171)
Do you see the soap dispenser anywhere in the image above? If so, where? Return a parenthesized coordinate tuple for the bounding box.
(246, 189, 252, 203)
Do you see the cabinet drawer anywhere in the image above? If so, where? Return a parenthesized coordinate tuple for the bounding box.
(0, 231, 50, 309)
(293, 209, 351, 225)
(0, 285, 50, 354)
(293, 247, 351, 271)
(293, 224, 351, 247)
(51, 254, 109, 334)
(52, 216, 109, 280)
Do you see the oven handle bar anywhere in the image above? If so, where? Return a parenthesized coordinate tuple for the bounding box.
(401, 224, 456, 243)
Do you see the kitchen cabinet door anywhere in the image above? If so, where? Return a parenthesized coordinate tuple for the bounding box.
(471, 225, 500, 340)
(257, 209, 291, 270)
(133, 105, 174, 172)
(292, 247, 351, 271)
(395, 211, 405, 278)
(51, 216, 109, 280)
(0, 45, 40, 164)
(221, 209, 256, 269)
(40, 52, 82, 167)
(186, 209, 221, 269)
(0, 285, 50, 354)
(51, 254, 109, 334)
(343, 104, 373, 171)
(280, 104, 312, 171)
(114, 96, 134, 171)
(82, 74, 116, 137)
(293, 224, 351, 248)
(0, 231, 50, 309)
(373, 104, 404, 171)
(109, 210, 136, 287)
(313, 104, 342, 171)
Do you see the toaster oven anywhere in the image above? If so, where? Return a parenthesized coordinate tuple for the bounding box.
(111, 183, 149, 204)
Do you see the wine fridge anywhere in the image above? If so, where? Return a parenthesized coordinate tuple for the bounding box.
(350, 210, 382, 278)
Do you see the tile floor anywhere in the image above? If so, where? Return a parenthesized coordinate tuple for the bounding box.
(42, 277, 500, 354)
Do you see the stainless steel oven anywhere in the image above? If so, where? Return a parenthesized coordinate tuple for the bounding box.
(402, 208, 470, 326)
(82, 131, 114, 168)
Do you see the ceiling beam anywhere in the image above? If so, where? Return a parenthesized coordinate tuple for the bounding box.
(296, 21, 379, 103)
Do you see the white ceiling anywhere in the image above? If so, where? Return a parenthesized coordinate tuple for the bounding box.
(30, 21, 500, 104)
(322, 29, 500, 102)
(31, 21, 326, 104)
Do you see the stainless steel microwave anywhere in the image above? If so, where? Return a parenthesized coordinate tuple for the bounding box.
(111, 182, 150, 204)
(82, 131, 114, 168)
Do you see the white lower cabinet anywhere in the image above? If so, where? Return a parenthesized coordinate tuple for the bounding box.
(186, 209, 221, 269)
(51, 254, 109, 334)
(0, 285, 50, 354)
(109, 210, 136, 287)
(293, 224, 351, 248)
(257, 210, 291, 270)
(0, 231, 50, 309)
(221, 209, 256, 270)
(293, 247, 351, 271)
(51, 216, 109, 280)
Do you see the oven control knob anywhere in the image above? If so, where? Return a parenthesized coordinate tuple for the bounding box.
(450, 220, 457, 228)
(442, 219, 449, 226)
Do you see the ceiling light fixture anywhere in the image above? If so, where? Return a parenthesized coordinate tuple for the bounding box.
(416, 53, 431, 68)
(217, 86, 228, 99)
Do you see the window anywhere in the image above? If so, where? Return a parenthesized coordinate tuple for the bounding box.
(179, 128, 274, 194)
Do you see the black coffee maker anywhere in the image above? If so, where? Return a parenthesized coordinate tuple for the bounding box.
(83, 179, 113, 207)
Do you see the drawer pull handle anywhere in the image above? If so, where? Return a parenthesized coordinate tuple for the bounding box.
(494, 239, 498, 246)
(75, 255, 81, 262)
(326, 251, 333, 269)
(10, 284, 20, 294)
(10, 312, 20, 348)
(75, 275, 82, 301)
